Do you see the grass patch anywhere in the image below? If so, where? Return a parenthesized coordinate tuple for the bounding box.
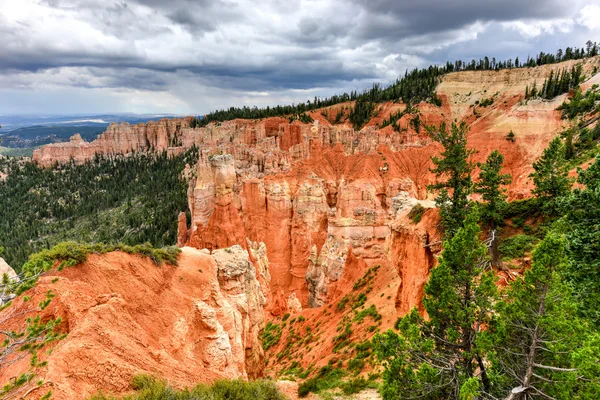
(89, 375, 286, 400)
(298, 365, 346, 398)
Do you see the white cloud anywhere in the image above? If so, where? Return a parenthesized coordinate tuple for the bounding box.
(501, 19, 574, 39)
(577, 4, 600, 30)
(0, 0, 596, 114)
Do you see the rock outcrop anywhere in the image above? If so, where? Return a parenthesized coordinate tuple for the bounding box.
(0, 257, 18, 305)
(0, 246, 269, 399)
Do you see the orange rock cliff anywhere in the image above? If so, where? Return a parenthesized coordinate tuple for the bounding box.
(5, 56, 599, 397)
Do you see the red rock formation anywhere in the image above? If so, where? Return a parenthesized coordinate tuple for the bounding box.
(30, 57, 600, 314)
(0, 246, 268, 399)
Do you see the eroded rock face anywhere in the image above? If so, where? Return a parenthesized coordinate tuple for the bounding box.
(30, 58, 600, 315)
(0, 246, 269, 399)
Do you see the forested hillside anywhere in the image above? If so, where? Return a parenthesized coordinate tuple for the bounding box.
(0, 149, 198, 270)
(198, 42, 598, 128)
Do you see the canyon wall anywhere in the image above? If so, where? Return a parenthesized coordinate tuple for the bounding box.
(18, 57, 600, 380)
(0, 246, 269, 399)
(32, 57, 600, 315)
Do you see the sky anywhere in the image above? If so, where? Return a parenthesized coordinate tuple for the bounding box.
(0, 0, 599, 116)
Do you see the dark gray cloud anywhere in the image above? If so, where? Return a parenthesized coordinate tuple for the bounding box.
(0, 0, 598, 114)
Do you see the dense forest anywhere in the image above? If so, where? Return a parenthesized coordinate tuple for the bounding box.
(0, 149, 198, 271)
(196, 41, 599, 129)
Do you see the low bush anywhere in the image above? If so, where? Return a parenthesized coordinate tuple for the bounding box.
(262, 322, 282, 351)
(503, 198, 541, 220)
(499, 234, 538, 260)
(408, 203, 425, 224)
(353, 305, 382, 323)
(15, 242, 180, 294)
(298, 366, 346, 398)
(89, 375, 286, 400)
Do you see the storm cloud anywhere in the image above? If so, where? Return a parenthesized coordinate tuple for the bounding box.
(0, 0, 599, 114)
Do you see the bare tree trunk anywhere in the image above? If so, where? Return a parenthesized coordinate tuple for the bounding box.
(487, 227, 505, 271)
(504, 283, 549, 400)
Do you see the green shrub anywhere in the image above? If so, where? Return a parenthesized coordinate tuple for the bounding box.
(298, 366, 346, 397)
(353, 305, 382, 323)
(408, 203, 425, 224)
(262, 322, 282, 351)
(89, 375, 286, 400)
(503, 198, 541, 220)
(15, 242, 180, 294)
(337, 295, 349, 311)
(499, 234, 538, 260)
(352, 293, 367, 309)
(506, 130, 516, 142)
(341, 377, 373, 395)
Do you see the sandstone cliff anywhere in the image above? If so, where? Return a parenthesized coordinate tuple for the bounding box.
(31, 57, 600, 315)
(0, 246, 269, 399)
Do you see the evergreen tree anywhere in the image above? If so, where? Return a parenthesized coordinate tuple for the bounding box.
(506, 130, 516, 142)
(475, 150, 512, 267)
(530, 137, 571, 213)
(562, 156, 600, 324)
(428, 122, 476, 237)
(487, 233, 600, 399)
(375, 210, 496, 399)
(564, 130, 575, 160)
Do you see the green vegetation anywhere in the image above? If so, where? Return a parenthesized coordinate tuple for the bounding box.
(262, 322, 282, 351)
(506, 130, 515, 142)
(375, 125, 600, 398)
(562, 156, 600, 324)
(353, 305, 382, 324)
(298, 364, 347, 398)
(375, 210, 496, 399)
(530, 137, 572, 213)
(475, 150, 512, 266)
(89, 375, 286, 400)
(487, 234, 600, 399)
(428, 122, 475, 237)
(407, 203, 425, 224)
(197, 42, 598, 127)
(9, 242, 180, 295)
(478, 97, 494, 107)
(498, 234, 538, 260)
(525, 65, 584, 100)
(0, 146, 36, 157)
(348, 97, 376, 130)
(0, 149, 197, 270)
(557, 85, 600, 119)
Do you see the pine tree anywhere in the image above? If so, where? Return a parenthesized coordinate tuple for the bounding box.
(428, 122, 476, 237)
(564, 130, 575, 160)
(487, 233, 600, 399)
(530, 137, 571, 213)
(475, 150, 512, 267)
(375, 210, 496, 399)
(506, 130, 516, 142)
(562, 156, 600, 324)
